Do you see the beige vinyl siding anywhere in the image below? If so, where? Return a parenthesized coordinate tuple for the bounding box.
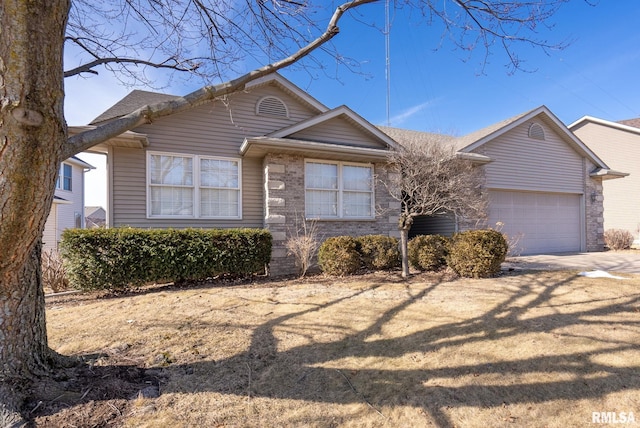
(290, 116, 388, 148)
(573, 122, 640, 236)
(111, 84, 318, 228)
(475, 121, 585, 194)
(111, 147, 147, 227)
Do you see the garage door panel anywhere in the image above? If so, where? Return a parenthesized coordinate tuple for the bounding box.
(489, 190, 581, 255)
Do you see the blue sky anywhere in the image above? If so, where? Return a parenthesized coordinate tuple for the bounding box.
(67, 1, 640, 206)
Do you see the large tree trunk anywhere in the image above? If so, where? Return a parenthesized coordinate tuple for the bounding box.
(0, 0, 70, 422)
(0, 243, 51, 425)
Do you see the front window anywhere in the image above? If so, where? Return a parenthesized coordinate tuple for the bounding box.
(56, 163, 72, 191)
(200, 158, 240, 217)
(147, 152, 241, 218)
(305, 161, 374, 219)
(149, 154, 194, 216)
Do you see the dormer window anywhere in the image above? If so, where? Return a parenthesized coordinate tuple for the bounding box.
(256, 96, 289, 118)
(528, 123, 545, 140)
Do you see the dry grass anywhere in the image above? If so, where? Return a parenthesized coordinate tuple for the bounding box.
(43, 270, 640, 427)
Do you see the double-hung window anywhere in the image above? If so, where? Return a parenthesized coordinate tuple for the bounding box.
(56, 163, 72, 191)
(200, 158, 240, 217)
(305, 160, 374, 219)
(147, 152, 241, 218)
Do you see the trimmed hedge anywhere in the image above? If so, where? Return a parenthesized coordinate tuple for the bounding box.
(317, 236, 361, 276)
(60, 228, 272, 290)
(357, 235, 401, 271)
(408, 234, 449, 271)
(318, 235, 400, 275)
(446, 229, 508, 278)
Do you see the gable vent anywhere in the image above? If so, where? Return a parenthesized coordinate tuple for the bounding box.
(528, 123, 546, 140)
(256, 96, 289, 118)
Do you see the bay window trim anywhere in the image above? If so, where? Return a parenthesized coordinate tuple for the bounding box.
(146, 151, 242, 220)
(304, 159, 375, 220)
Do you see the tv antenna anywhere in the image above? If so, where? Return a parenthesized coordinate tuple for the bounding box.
(385, 0, 391, 126)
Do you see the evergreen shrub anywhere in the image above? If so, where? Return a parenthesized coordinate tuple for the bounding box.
(408, 234, 449, 271)
(446, 229, 508, 278)
(60, 228, 271, 291)
(317, 236, 361, 276)
(356, 235, 400, 271)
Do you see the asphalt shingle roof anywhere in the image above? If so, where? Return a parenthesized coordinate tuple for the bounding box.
(617, 118, 640, 128)
(90, 90, 179, 125)
(378, 107, 538, 152)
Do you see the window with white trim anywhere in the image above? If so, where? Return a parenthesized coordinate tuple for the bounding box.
(56, 163, 72, 191)
(305, 160, 374, 219)
(147, 152, 241, 218)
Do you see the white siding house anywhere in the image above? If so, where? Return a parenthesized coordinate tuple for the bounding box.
(570, 116, 640, 245)
(42, 156, 94, 252)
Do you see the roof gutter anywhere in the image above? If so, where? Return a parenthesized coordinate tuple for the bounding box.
(456, 152, 492, 164)
(240, 137, 392, 162)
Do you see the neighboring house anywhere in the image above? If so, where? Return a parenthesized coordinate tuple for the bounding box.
(43, 156, 95, 253)
(86, 73, 401, 274)
(381, 106, 627, 255)
(85, 206, 106, 228)
(569, 116, 640, 244)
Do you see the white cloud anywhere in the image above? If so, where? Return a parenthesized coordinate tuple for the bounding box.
(388, 100, 432, 126)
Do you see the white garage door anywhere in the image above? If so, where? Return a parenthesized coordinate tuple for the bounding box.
(489, 190, 582, 255)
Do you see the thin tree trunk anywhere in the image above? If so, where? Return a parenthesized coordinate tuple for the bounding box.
(0, 0, 70, 422)
(400, 227, 410, 278)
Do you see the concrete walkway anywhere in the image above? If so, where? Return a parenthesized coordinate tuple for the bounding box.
(505, 251, 640, 274)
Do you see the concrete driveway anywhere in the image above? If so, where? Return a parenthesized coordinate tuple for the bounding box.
(504, 251, 640, 274)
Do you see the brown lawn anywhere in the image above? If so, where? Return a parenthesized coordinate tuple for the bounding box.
(36, 269, 640, 427)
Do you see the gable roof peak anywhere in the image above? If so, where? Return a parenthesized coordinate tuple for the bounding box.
(268, 105, 399, 149)
(89, 72, 328, 126)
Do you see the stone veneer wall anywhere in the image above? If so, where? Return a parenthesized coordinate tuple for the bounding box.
(263, 153, 400, 276)
(585, 159, 605, 252)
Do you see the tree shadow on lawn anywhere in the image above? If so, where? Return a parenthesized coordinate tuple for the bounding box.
(33, 272, 640, 427)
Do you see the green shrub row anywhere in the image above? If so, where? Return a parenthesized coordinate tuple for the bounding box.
(60, 228, 272, 291)
(318, 235, 400, 276)
(408, 230, 508, 278)
(317, 231, 507, 278)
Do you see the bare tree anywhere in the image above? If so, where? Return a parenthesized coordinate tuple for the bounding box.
(1, 0, 573, 423)
(385, 137, 487, 277)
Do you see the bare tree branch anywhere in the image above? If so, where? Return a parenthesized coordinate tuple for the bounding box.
(64, 57, 200, 77)
(64, 0, 378, 158)
(382, 136, 487, 277)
